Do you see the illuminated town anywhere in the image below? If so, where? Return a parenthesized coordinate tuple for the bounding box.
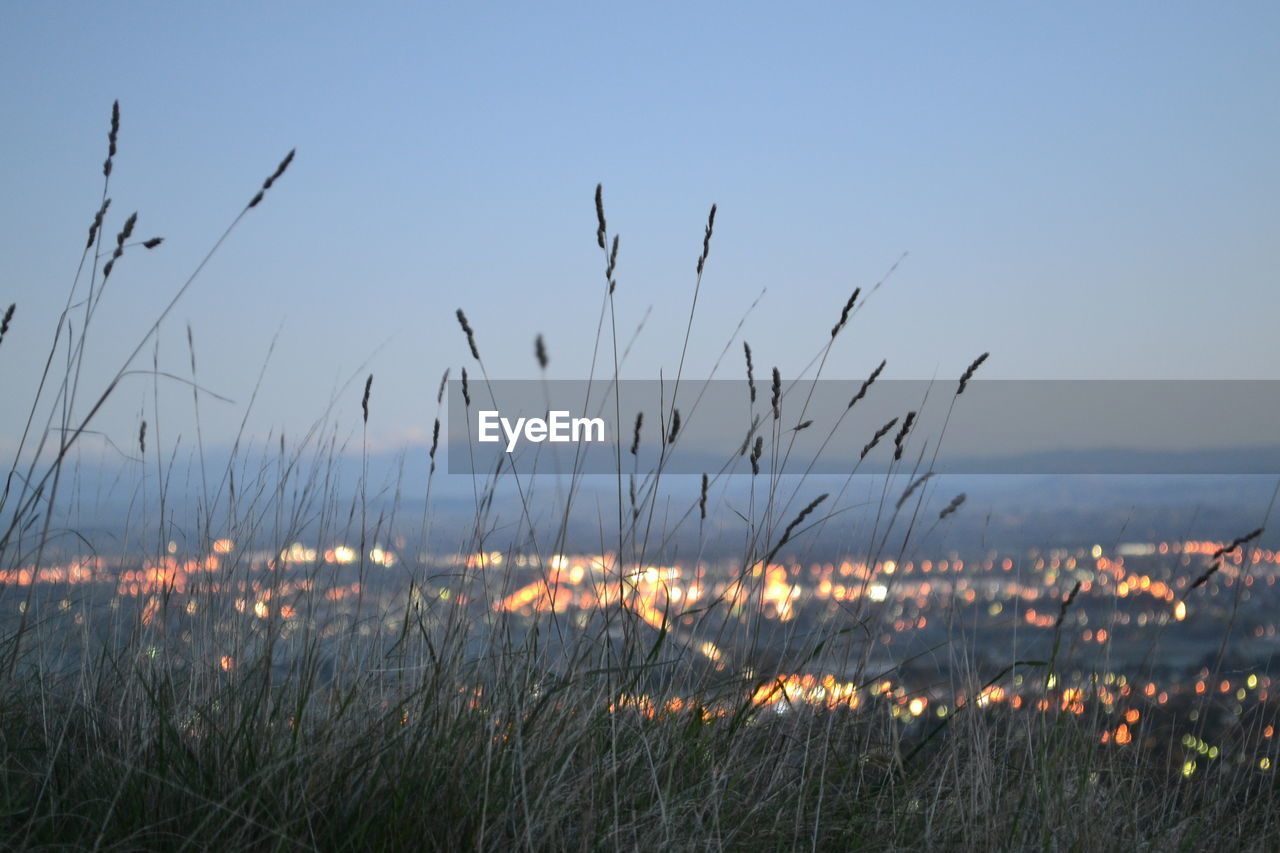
(5, 534, 1277, 779)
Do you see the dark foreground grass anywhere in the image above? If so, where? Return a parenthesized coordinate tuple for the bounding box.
(2, 655, 1277, 850)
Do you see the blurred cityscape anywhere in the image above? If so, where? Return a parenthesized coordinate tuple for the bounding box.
(5, 530, 1277, 778)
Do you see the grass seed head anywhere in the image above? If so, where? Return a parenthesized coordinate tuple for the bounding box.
(248, 148, 296, 208)
(103, 100, 120, 177)
(535, 334, 548, 369)
(861, 417, 899, 460)
(957, 352, 990, 396)
(1211, 526, 1264, 559)
(630, 412, 643, 456)
(0, 303, 14, 346)
(115, 212, 137, 251)
(594, 183, 606, 249)
(1056, 580, 1083, 628)
(436, 368, 450, 404)
(108, 100, 119, 156)
(849, 360, 886, 409)
(831, 287, 861, 338)
(456, 309, 480, 360)
(893, 411, 917, 460)
(86, 198, 111, 249)
(696, 203, 717, 275)
(896, 471, 934, 510)
(939, 493, 966, 519)
(773, 493, 829, 556)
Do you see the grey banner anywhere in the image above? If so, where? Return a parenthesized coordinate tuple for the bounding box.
(445, 379, 1280, 475)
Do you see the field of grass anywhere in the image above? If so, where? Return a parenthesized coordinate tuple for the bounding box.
(2, 104, 1277, 851)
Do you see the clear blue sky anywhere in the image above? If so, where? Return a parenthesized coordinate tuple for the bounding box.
(2, 3, 1278, 456)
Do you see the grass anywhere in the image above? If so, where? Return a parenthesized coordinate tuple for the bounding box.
(1, 103, 1279, 851)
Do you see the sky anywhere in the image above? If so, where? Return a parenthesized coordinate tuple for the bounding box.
(2, 3, 1278, 461)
